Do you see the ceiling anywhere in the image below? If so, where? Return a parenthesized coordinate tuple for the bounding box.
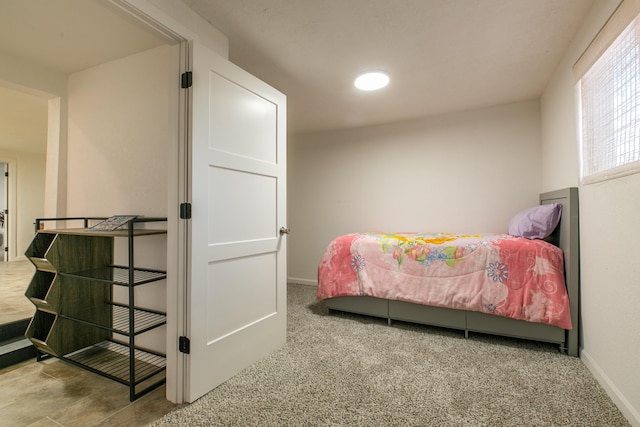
(0, 0, 166, 75)
(0, 0, 596, 148)
(181, 0, 596, 134)
(0, 0, 167, 154)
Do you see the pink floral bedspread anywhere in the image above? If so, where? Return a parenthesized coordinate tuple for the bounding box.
(317, 233, 572, 329)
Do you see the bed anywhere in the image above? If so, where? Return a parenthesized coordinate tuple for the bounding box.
(317, 188, 580, 356)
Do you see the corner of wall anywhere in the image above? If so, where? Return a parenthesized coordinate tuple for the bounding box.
(114, 0, 229, 58)
(581, 350, 640, 426)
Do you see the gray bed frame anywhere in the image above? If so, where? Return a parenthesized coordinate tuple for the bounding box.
(326, 188, 580, 356)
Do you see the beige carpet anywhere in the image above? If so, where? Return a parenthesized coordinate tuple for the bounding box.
(153, 284, 629, 427)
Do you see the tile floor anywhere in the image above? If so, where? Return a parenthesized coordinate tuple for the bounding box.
(0, 259, 36, 325)
(0, 359, 176, 426)
(0, 260, 177, 426)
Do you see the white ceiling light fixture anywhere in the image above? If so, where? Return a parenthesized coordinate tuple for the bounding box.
(354, 71, 390, 91)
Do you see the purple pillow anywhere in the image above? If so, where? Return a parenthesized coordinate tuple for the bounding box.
(508, 203, 562, 239)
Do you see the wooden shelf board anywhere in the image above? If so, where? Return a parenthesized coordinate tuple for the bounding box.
(38, 228, 166, 237)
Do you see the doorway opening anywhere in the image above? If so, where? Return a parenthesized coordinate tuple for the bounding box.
(0, 82, 48, 326)
(0, 155, 40, 324)
(1, 162, 6, 262)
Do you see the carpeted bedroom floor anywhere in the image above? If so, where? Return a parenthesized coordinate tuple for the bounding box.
(153, 283, 630, 427)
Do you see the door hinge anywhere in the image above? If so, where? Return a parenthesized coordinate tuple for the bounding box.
(179, 203, 192, 219)
(179, 336, 190, 354)
(181, 71, 192, 89)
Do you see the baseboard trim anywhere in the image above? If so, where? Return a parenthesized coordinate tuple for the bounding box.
(287, 277, 317, 287)
(581, 349, 640, 427)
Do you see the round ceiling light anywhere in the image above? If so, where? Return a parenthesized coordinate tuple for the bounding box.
(354, 71, 390, 91)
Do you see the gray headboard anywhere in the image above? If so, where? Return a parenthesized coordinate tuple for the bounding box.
(540, 188, 580, 357)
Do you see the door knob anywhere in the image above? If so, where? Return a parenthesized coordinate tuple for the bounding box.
(279, 227, 290, 235)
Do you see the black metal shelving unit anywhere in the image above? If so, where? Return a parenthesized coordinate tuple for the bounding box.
(25, 217, 167, 401)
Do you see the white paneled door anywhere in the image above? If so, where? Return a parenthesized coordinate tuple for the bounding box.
(186, 40, 287, 402)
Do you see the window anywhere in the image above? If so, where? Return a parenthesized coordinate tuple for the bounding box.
(576, 2, 640, 184)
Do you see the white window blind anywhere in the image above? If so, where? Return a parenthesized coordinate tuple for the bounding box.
(575, 0, 640, 184)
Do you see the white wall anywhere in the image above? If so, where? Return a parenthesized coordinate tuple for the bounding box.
(541, 0, 640, 425)
(66, 45, 171, 218)
(66, 44, 173, 351)
(289, 100, 542, 284)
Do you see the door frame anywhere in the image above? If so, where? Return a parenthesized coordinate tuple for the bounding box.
(0, 158, 17, 261)
(107, 0, 228, 404)
(108, 1, 188, 403)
